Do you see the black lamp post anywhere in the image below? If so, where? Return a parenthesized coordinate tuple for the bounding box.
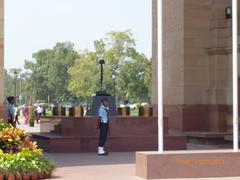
(112, 74, 116, 97)
(14, 70, 18, 101)
(19, 74, 23, 105)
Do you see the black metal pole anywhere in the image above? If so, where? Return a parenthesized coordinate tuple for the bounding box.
(14, 77, 16, 97)
(100, 64, 103, 92)
(13, 71, 18, 104)
(113, 78, 116, 97)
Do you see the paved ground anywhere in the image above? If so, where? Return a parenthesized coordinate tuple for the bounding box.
(18, 122, 40, 132)
(45, 152, 140, 180)
(18, 122, 240, 180)
(45, 152, 240, 180)
(44, 143, 238, 180)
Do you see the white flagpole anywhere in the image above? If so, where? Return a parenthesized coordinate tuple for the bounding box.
(157, 0, 164, 152)
(232, 0, 239, 152)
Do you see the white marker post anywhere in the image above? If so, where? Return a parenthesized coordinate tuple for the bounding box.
(232, 0, 239, 152)
(157, 0, 164, 152)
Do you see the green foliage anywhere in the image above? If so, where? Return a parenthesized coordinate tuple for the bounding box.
(0, 126, 38, 154)
(4, 68, 22, 95)
(4, 68, 29, 104)
(24, 42, 79, 104)
(0, 148, 54, 177)
(4, 69, 14, 98)
(20, 31, 152, 105)
(0, 120, 55, 178)
(0, 119, 10, 131)
(117, 52, 152, 102)
(68, 51, 99, 98)
(68, 31, 152, 104)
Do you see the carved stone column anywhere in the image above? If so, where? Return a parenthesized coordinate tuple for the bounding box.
(0, 0, 7, 121)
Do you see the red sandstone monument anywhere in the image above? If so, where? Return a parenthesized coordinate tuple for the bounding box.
(136, 0, 240, 179)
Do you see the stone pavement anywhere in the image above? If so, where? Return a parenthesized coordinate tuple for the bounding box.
(45, 152, 140, 180)
(18, 122, 40, 133)
(18, 123, 240, 180)
(45, 152, 240, 180)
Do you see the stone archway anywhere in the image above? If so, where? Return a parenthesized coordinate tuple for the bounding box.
(0, 0, 4, 104)
(0, 0, 6, 120)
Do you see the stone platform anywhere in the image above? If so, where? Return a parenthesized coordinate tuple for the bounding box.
(32, 116, 186, 153)
(136, 150, 240, 179)
(32, 133, 186, 153)
(186, 131, 232, 145)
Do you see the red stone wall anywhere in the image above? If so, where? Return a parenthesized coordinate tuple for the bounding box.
(152, 0, 235, 133)
(164, 104, 231, 132)
(0, 0, 4, 104)
(61, 116, 169, 137)
(0, 104, 8, 121)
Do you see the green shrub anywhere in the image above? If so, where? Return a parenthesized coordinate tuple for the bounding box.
(0, 149, 55, 178)
(0, 119, 55, 178)
(0, 119, 10, 131)
(0, 126, 38, 154)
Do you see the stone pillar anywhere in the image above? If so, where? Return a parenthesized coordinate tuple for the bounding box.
(0, 0, 7, 121)
(153, 0, 237, 133)
(0, 0, 3, 104)
(152, 0, 185, 132)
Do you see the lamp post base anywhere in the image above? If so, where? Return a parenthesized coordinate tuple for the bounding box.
(87, 94, 117, 116)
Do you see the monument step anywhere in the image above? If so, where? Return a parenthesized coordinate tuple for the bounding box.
(31, 133, 186, 153)
(185, 131, 231, 145)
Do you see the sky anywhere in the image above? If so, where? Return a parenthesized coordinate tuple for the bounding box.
(4, 0, 152, 70)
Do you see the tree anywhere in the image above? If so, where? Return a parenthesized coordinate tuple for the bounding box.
(68, 31, 152, 104)
(68, 51, 100, 106)
(4, 68, 29, 105)
(47, 42, 79, 103)
(24, 42, 79, 104)
(23, 31, 152, 105)
(4, 69, 14, 98)
(24, 49, 52, 102)
(117, 52, 152, 103)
